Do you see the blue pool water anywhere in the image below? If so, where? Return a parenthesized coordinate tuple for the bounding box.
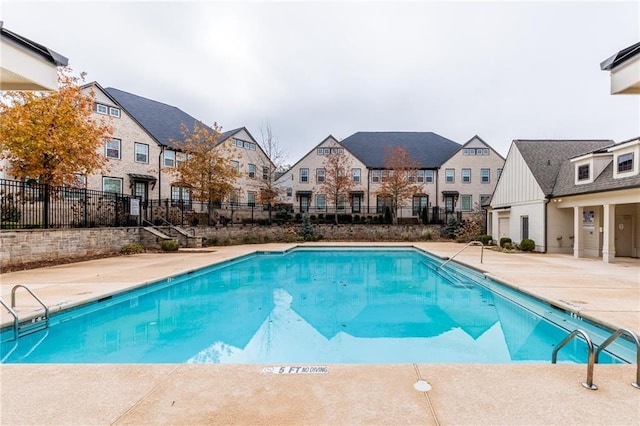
(0, 247, 632, 364)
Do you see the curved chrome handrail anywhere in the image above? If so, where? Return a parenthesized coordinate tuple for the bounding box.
(595, 328, 640, 389)
(0, 298, 19, 341)
(552, 329, 598, 390)
(440, 240, 484, 269)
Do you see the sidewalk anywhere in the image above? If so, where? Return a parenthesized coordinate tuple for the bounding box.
(1, 242, 639, 425)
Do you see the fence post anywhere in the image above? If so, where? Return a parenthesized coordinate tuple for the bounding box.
(83, 188, 88, 227)
(43, 183, 50, 229)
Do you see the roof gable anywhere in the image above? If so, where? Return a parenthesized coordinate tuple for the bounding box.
(513, 140, 613, 196)
(340, 132, 460, 168)
(105, 87, 213, 149)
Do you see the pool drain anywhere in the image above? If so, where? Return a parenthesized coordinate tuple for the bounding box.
(413, 380, 432, 392)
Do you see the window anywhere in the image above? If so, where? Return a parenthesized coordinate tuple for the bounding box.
(337, 194, 346, 210)
(425, 170, 434, 183)
(95, 103, 108, 115)
(376, 195, 393, 214)
(230, 160, 239, 171)
(300, 168, 309, 183)
(247, 191, 256, 207)
(481, 168, 490, 183)
(461, 195, 472, 211)
(171, 186, 190, 203)
(229, 190, 240, 206)
(522, 216, 529, 240)
(134, 143, 148, 163)
(372, 170, 381, 183)
(316, 194, 326, 210)
(416, 170, 425, 183)
(381, 170, 389, 182)
(578, 164, 590, 181)
(352, 168, 361, 183)
(497, 169, 503, 178)
(286, 187, 292, 197)
(263, 166, 269, 181)
(482, 148, 489, 156)
(445, 168, 455, 183)
(248, 164, 256, 179)
(462, 168, 471, 183)
(412, 195, 428, 216)
(102, 177, 122, 194)
(109, 107, 121, 118)
(105, 139, 121, 159)
(164, 150, 175, 167)
(618, 153, 633, 173)
(316, 168, 325, 183)
(176, 152, 186, 167)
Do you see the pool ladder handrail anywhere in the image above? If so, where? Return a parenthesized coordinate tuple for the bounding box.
(0, 298, 19, 341)
(594, 328, 640, 389)
(439, 240, 484, 269)
(552, 329, 598, 390)
(552, 327, 640, 391)
(8, 285, 50, 339)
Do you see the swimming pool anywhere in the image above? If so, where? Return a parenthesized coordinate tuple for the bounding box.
(0, 247, 633, 364)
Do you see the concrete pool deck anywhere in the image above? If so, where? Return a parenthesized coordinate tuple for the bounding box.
(1, 242, 639, 425)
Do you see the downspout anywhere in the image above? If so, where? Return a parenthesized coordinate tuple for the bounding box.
(158, 146, 164, 200)
(543, 196, 551, 253)
(367, 168, 371, 214)
(434, 168, 439, 207)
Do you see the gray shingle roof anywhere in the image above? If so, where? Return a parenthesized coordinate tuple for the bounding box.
(105, 87, 213, 149)
(340, 132, 460, 168)
(552, 139, 640, 197)
(514, 140, 613, 196)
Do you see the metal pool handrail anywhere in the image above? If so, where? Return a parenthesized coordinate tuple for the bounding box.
(595, 328, 640, 389)
(440, 240, 484, 268)
(552, 329, 598, 390)
(0, 298, 19, 341)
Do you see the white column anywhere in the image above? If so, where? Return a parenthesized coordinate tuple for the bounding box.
(602, 204, 616, 263)
(573, 206, 583, 258)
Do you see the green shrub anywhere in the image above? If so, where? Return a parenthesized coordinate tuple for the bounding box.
(121, 243, 144, 255)
(479, 234, 492, 245)
(519, 239, 535, 251)
(503, 242, 513, 250)
(499, 237, 512, 248)
(160, 240, 179, 252)
(442, 217, 459, 239)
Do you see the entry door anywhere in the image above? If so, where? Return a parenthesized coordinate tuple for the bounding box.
(299, 195, 309, 213)
(615, 215, 633, 257)
(498, 217, 509, 239)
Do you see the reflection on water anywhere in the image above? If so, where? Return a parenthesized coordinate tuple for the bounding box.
(0, 249, 623, 364)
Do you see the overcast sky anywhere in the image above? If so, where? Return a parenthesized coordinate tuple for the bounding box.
(3, 1, 639, 162)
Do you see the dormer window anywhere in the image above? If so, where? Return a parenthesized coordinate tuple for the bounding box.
(577, 164, 590, 181)
(618, 153, 633, 173)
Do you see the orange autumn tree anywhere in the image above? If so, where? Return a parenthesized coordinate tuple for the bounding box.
(0, 67, 112, 186)
(168, 122, 241, 221)
(320, 142, 354, 224)
(376, 146, 421, 224)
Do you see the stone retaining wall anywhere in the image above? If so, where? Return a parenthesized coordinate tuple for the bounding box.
(1, 228, 140, 270)
(1, 224, 442, 270)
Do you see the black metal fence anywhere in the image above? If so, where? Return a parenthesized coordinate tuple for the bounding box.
(1, 178, 465, 229)
(1, 179, 140, 229)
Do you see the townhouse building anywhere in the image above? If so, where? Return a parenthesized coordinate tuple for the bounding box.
(277, 132, 505, 222)
(276, 135, 369, 214)
(437, 136, 505, 214)
(83, 84, 274, 222)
